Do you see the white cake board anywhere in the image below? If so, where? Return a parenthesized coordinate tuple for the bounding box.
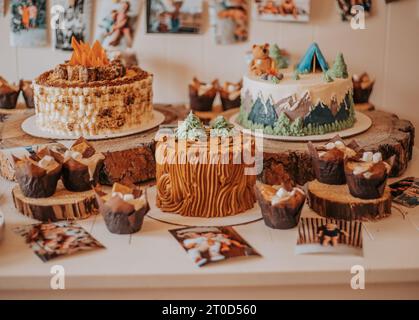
(146, 186, 263, 227)
(230, 111, 372, 142)
(21, 110, 165, 141)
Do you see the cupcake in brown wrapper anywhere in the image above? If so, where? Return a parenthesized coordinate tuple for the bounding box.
(189, 77, 218, 112)
(219, 81, 242, 110)
(308, 136, 360, 185)
(352, 73, 374, 104)
(13, 148, 62, 198)
(95, 183, 149, 234)
(255, 182, 306, 229)
(344, 151, 393, 199)
(19, 80, 35, 108)
(0, 76, 19, 109)
(57, 137, 105, 192)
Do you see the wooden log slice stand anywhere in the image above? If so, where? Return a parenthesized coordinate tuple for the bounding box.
(12, 182, 98, 222)
(221, 107, 415, 186)
(306, 180, 392, 221)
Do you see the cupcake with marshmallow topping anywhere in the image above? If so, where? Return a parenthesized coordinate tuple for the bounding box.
(255, 182, 306, 229)
(308, 136, 359, 185)
(344, 151, 393, 199)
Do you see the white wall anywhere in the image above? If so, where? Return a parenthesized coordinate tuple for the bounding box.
(1, 0, 418, 129)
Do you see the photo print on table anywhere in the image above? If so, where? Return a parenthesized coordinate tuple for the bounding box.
(336, 0, 372, 22)
(295, 217, 363, 256)
(389, 177, 419, 208)
(209, 0, 249, 45)
(94, 0, 142, 51)
(9, 0, 47, 47)
(255, 0, 311, 23)
(14, 221, 105, 262)
(52, 0, 93, 51)
(146, 0, 203, 34)
(170, 226, 260, 267)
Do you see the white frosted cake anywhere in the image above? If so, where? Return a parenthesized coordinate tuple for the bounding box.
(238, 43, 356, 136)
(33, 39, 153, 137)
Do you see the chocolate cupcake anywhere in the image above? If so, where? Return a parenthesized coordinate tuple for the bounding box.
(13, 148, 62, 198)
(0, 76, 19, 109)
(352, 73, 374, 104)
(308, 136, 359, 185)
(95, 183, 149, 234)
(189, 77, 218, 112)
(345, 151, 393, 199)
(255, 182, 306, 229)
(58, 137, 105, 192)
(19, 80, 35, 108)
(219, 81, 242, 110)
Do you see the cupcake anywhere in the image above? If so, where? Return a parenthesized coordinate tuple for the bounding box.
(352, 73, 374, 104)
(255, 182, 306, 229)
(308, 136, 359, 185)
(219, 81, 242, 110)
(19, 80, 35, 108)
(95, 183, 149, 234)
(189, 77, 218, 112)
(56, 137, 105, 192)
(0, 76, 19, 109)
(13, 147, 62, 198)
(345, 151, 393, 199)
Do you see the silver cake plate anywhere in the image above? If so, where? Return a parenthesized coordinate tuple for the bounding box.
(21, 110, 165, 141)
(147, 186, 263, 227)
(230, 111, 372, 142)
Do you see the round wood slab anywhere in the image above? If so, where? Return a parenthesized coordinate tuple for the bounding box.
(12, 182, 98, 222)
(306, 180, 392, 221)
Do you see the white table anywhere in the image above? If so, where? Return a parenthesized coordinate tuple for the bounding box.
(1, 150, 419, 300)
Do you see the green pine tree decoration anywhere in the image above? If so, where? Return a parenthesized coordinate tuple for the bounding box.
(270, 44, 289, 69)
(328, 53, 348, 79)
(323, 71, 334, 83)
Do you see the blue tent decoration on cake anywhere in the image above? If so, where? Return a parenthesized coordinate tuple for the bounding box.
(296, 43, 329, 74)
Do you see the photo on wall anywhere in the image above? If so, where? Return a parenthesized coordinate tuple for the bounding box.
(146, 0, 203, 34)
(94, 0, 142, 51)
(9, 0, 47, 47)
(52, 0, 93, 51)
(337, 0, 372, 21)
(255, 0, 311, 23)
(209, 0, 249, 45)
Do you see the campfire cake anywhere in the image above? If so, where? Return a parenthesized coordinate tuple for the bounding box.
(156, 113, 256, 218)
(33, 38, 153, 136)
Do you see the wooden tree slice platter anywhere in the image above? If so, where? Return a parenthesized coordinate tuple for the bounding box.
(12, 182, 98, 222)
(306, 180, 392, 221)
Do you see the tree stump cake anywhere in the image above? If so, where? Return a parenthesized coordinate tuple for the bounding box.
(12, 182, 98, 222)
(306, 180, 392, 221)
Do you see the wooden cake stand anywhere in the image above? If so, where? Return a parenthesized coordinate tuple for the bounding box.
(0, 104, 414, 188)
(306, 180, 392, 221)
(221, 107, 415, 186)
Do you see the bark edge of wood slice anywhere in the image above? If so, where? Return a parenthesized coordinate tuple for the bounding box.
(12, 183, 98, 222)
(306, 180, 392, 221)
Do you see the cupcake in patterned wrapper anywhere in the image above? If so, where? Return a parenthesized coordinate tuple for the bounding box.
(95, 183, 149, 234)
(345, 152, 394, 199)
(189, 77, 219, 112)
(255, 182, 306, 229)
(20, 80, 35, 108)
(54, 137, 105, 192)
(13, 147, 62, 198)
(0, 76, 19, 109)
(308, 136, 360, 185)
(219, 81, 242, 110)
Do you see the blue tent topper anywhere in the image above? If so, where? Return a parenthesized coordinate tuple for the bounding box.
(296, 43, 329, 74)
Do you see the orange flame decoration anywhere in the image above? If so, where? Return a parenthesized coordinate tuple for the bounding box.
(69, 37, 110, 67)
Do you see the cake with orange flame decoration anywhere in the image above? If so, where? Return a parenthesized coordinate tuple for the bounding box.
(33, 38, 153, 136)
